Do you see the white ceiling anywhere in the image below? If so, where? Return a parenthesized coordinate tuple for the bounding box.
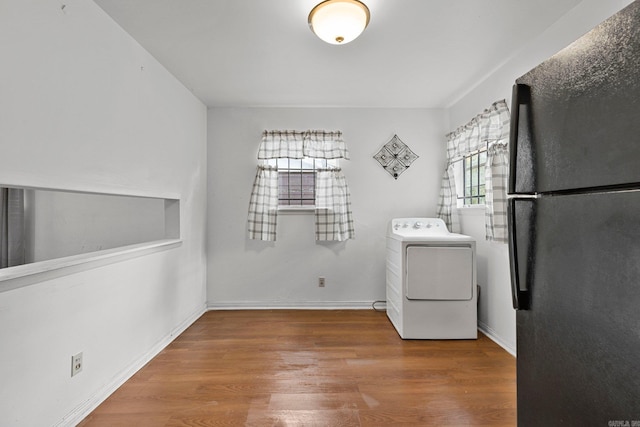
(93, 0, 582, 108)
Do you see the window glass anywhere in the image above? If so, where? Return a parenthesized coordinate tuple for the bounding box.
(265, 158, 338, 206)
(459, 149, 487, 206)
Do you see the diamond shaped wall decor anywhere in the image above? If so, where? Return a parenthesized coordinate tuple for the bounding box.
(373, 134, 419, 179)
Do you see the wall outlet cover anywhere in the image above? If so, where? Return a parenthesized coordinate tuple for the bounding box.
(71, 352, 83, 377)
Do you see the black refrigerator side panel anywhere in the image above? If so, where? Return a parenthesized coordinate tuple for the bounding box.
(514, 0, 640, 193)
(517, 191, 640, 426)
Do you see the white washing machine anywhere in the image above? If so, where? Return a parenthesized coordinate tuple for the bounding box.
(386, 218, 477, 339)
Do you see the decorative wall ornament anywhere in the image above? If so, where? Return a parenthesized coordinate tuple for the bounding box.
(373, 134, 419, 179)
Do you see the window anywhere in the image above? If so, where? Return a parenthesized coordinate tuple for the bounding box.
(462, 149, 487, 205)
(437, 100, 510, 237)
(265, 158, 338, 206)
(456, 148, 487, 206)
(249, 129, 354, 241)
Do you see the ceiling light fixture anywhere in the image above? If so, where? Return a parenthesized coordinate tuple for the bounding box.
(308, 0, 370, 45)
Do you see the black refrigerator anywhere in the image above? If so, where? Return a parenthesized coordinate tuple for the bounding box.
(508, 1, 640, 425)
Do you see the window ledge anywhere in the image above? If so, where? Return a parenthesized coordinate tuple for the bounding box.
(278, 206, 315, 214)
(0, 239, 182, 293)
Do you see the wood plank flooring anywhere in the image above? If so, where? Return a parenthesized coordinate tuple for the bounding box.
(79, 310, 516, 426)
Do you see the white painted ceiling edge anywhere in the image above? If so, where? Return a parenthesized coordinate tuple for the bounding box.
(92, 0, 584, 108)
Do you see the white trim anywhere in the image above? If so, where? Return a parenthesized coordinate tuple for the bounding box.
(478, 320, 516, 356)
(278, 206, 315, 214)
(0, 182, 179, 201)
(207, 301, 377, 310)
(55, 303, 207, 427)
(0, 239, 182, 292)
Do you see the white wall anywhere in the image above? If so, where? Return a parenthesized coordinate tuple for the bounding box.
(458, 208, 514, 352)
(449, 0, 635, 354)
(0, 1, 207, 425)
(207, 107, 447, 308)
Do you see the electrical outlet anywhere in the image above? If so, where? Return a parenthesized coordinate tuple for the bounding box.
(71, 352, 83, 377)
(318, 277, 325, 287)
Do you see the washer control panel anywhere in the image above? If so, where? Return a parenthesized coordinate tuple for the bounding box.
(391, 218, 448, 232)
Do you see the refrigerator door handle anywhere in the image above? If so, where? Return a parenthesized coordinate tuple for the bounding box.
(508, 197, 532, 310)
(508, 83, 533, 195)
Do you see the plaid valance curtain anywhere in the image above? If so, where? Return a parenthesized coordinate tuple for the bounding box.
(444, 100, 510, 161)
(437, 100, 510, 242)
(258, 130, 350, 160)
(248, 130, 354, 242)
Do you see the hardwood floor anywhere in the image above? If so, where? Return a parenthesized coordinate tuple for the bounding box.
(79, 310, 516, 426)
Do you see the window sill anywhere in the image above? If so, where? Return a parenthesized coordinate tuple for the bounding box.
(278, 206, 315, 214)
(0, 239, 182, 293)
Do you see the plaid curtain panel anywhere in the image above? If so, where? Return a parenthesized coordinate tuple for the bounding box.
(436, 163, 460, 233)
(315, 168, 354, 241)
(483, 101, 510, 242)
(247, 166, 279, 241)
(485, 141, 509, 243)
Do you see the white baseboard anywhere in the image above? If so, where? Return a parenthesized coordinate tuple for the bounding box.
(207, 301, 382, 310)
(57, 303, 207, 427)
(478, 320, 516, 356)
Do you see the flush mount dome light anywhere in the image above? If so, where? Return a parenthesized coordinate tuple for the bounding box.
(308, 0, 370, 45)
